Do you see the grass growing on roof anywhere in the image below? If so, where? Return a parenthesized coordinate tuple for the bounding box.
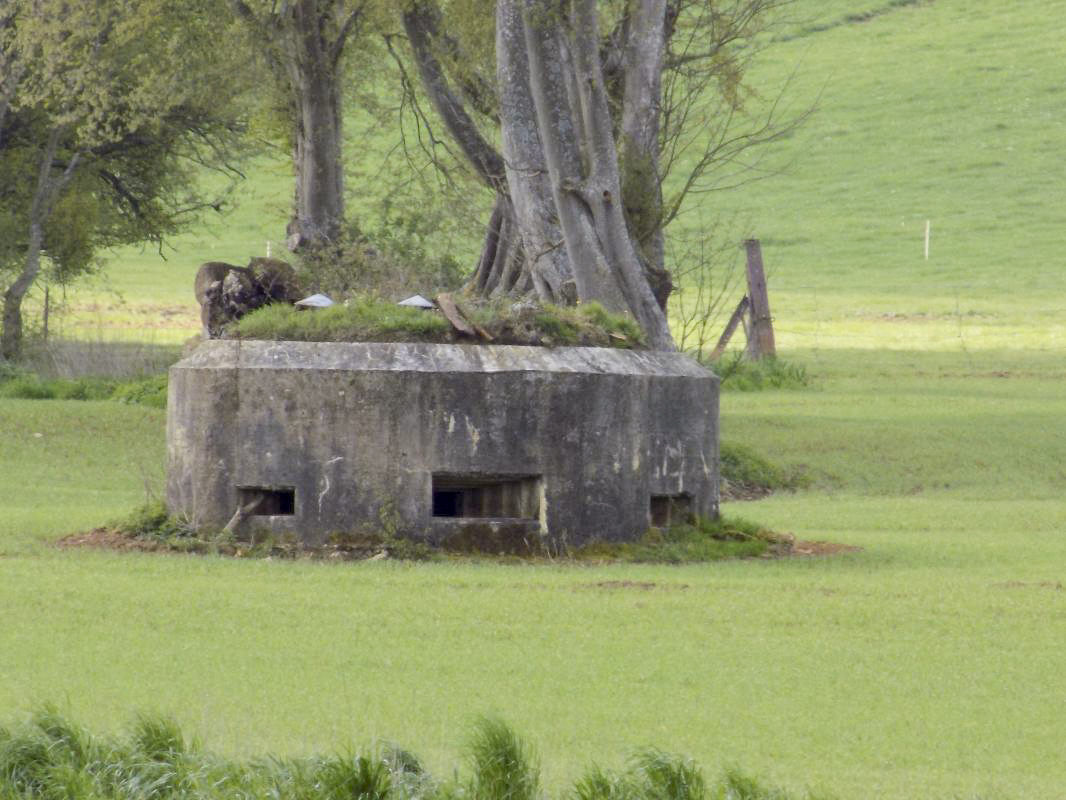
(231, 298, 451, 342)
(231, 297, 646, 348)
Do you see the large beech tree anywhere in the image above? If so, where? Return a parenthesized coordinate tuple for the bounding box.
(402, 0, 791, 350)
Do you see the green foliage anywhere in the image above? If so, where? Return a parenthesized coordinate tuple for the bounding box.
(1, 0, 250, 358)
(574, 516, 777, 564)
(307, 753, 392, 800)
(115, 501, 191, 541)
(0, 376, 55, 400)
(629, 750, 707, 800)
(232, 298, 646, 348)
(468, 717, 539, 800)
(293, 221, 466, 302)
(574, 757, 830, 800)
(719, 442, 809, 500)
(0, 371, 167, 407)
(0, 375, 114, 401)
(110, 374, 169, 409)
(0, 362, 30, 383)
(0, 709, 823, 800)
(714, 355, 809, 392)
(130, 714, 189, 762)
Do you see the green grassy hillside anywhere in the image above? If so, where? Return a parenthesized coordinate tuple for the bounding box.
(711, 0, 1066, 352)
(41, 0, 1066, 354)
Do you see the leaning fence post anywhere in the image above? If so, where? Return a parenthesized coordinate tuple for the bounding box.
(709, 296, 750, 361)
(744, 239, 776, 360)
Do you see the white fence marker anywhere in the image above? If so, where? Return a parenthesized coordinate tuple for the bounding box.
(924, 220, 931, 260)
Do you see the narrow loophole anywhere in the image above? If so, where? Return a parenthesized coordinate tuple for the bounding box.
(432, 474, 541, 519)
(650, 493, 692, 527)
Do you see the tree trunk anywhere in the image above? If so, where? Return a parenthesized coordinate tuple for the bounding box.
(620, 0, 671, 308)
(405, 0, 675, 348)
(0, 9, 17, 146)
(497, 0, 574, 304)
(522, 0, 675, 349)
(403, 1, 560, 303)
(285, 0, 345, 249)
(2, 129, 78, 361)
(468, 192, 524, 297)
(229, 0, 357, 250)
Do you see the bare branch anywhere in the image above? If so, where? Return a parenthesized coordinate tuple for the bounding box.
(402, 1, 506, 192)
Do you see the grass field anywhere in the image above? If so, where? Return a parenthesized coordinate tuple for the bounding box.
(4, 347, 1065, 798)
(3, 0, 1066, 797)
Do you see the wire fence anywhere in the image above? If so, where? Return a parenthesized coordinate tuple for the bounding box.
(674, 276, 1066, 370)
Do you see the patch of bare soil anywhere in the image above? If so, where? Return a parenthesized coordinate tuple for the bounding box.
(56, 528, 165, 552)
(574, 580, 687, 591)
(719, 479, 775, 502)
(57, 528, 861, 562)
(767, 532, 862, 558)
(790, 539, 861, 557)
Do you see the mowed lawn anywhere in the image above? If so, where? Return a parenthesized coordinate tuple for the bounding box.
(3, 347, 1066, 799)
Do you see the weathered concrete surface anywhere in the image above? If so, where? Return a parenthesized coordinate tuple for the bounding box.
(167, 341, 719, 551)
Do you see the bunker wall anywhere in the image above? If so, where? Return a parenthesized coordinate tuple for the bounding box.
(166, 341, 718, 550)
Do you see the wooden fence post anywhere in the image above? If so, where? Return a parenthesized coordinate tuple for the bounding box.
(744, 239, 776, 360)
(709, 296, 750, 361)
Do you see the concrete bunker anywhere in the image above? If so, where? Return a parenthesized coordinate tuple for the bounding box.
(166, 341, 719, 552)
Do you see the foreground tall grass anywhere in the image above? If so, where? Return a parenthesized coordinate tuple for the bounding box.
(0, 709, 825, 800)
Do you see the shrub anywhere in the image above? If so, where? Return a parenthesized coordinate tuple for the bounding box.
(574, 516, 779, 564)
(719, 442, 809, 500)
(115, 501, 193, 541)
(52, 377, 117, 401)
(0, 361, 31, 384)
(0, 370, 167, 407)
(111, 374, 169, 409)
(714, 354, 809, 392)
(468, 717, 540, 800)
(0, 376, 58, 399)
(294, 217, 466, 300)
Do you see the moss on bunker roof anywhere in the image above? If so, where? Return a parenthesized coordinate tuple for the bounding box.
(230, 297, 648, 349)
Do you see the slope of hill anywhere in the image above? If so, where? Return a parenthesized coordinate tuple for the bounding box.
(46, 0, 1066, 353)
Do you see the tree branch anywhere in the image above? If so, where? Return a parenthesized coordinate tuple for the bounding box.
(402, 1, 506, 192)
(329, 0, 368, 70)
